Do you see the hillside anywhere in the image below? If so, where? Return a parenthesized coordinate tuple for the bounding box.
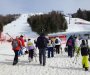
(66, 17, 90, 32)
(3, 14, 38, 38)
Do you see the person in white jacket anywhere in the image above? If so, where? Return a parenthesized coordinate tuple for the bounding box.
(47, 38, 54, 58)
(75, 36, 81, 56)
(55, 37, 62, 54)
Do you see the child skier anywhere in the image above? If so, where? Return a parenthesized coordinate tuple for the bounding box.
(27, 38, 35, 62)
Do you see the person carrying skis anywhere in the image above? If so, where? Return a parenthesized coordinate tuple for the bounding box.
(80, 40, 89, 71)
(75, 36, 81, 56)
(12, 36, 22, 65)
(36, 33, 48, 66)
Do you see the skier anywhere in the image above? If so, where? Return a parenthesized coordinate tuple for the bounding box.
(86, 39, 90, 61)
(75, 36, 81, 56)
(36, 33, 48, 66)
(80, 40, 89, 71)
(27, 38, 35, 62)
(66, 35, 74, 57)
(47, 38, 54, 58)
(12, 36, 22, 65)
(18, 35, 25, 56)
(55, 37, 62, 54)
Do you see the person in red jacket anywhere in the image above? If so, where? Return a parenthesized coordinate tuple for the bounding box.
(12, 36, 22, 65)
(18, 35, 25, 56)
(20, 35, 25, 47)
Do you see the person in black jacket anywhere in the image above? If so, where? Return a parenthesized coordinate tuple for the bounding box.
(86, 39, 90, 61)
(80, 40, 89, 71)
(36, 33, 48, 66)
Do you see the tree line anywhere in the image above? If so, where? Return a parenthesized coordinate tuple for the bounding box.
(72, 8, 90, 21)
(27, 11, 67, 35)
(0, 14, 20, 33)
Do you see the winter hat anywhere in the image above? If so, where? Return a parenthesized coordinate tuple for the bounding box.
(20, 35, 23, 37)
(28, 38, 31, 41)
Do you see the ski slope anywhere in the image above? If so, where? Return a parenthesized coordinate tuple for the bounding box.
(3, 14, 38, 38)
(0, 14, 90, 75)
(66, 17, 90, 32)
(48, 17, 90, 38)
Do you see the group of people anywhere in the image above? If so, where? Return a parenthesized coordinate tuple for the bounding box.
(11, 35, 36, 65)
(66, 35, 90, 71)
(36, 33, 62, 66)
(11, 33, 90, 71)
(12, 35, 25, 65)
(11, 33, 62, 66)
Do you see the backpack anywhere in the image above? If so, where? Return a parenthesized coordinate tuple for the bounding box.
(12, 39, 18, 49)
(55, 39, 59, 43)
(37, 37, 47, 48)
(81, 44, 89, 56)
(67, 39, 72, 46)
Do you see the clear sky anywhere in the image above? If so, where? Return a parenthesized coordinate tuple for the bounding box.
(0, 0, 90, 14)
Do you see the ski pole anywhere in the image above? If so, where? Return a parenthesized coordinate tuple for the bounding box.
(5, 33, 13, 39)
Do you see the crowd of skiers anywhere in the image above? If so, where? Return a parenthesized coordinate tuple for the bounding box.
(10, 34, 35, 65)
(36, 33, 63, 66)
(10, 33, 90, 71)
(65, 35, 90, 71)
(11, 33, 62, 66)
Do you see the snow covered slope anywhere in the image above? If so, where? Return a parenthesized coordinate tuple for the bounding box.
(3, 14, 90, 38)
(66, 17, 90, 32)
(3, 14, 38, 38)
(48, 17, 90, 38)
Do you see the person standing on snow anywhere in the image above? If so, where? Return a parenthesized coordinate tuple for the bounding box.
(80, 40, 89, 71)
(55, 37, 62, 54)
(47, 38, 54, 58)
(18, 35, 25, 56)
(12, 36, 22, 65)
(66, 35, 74, 57)
(27, 38, 35, 62)
(86, 39, 90, 61)
(75, 36, 81, 56)
(36, 33, 48, 66)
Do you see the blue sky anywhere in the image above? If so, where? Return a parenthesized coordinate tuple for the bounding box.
(0, 0, 90, 14)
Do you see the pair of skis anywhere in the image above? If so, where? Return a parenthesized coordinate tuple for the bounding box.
(72, 54, 78, 64)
